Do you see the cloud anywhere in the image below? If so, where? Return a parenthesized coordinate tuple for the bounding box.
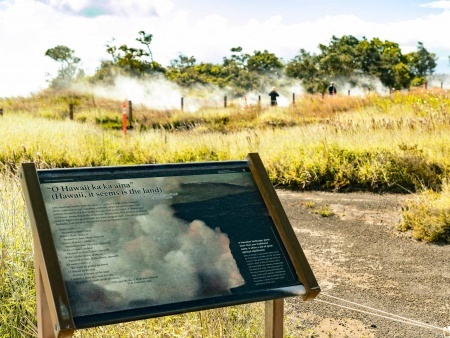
(420, 1, 450, 9)
(37, 0, 174, 17)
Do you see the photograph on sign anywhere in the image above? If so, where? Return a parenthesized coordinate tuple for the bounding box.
(37, 162, 305, 327)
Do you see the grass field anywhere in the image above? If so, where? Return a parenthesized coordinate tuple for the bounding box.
(1, 88, 449, 337)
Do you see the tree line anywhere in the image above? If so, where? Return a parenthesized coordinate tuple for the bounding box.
(45, 31, 438, 97)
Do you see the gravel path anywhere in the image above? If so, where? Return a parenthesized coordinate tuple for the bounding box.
(277, 190, 450, 338)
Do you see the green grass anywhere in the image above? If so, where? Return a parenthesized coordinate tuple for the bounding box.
(0, 170, 37, 337)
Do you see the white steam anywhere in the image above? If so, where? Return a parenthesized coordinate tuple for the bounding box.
(332, 76, 391, 96)
(427, 74, 450, 89)
(86, 204, 244, 313)
(76, 75, 233, 112)
(71, 71, 447, 114)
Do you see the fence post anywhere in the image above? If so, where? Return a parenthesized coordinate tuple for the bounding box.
(258, 95, 261, 105)
(0, 108, 3, 116)
(348, 90, 350, 96)
(122, 102, 127, 135)
(292, 93, 295, 105)
(181, 97, 184, 112)
(128, 100, 132, 126)
(69, 103, 74, 120)
(224, 96, 227, 108)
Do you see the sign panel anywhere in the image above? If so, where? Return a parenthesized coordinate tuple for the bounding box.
(21, 154, 319, 331)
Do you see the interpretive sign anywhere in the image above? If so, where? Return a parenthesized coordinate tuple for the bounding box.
(20, 153, 320, 338)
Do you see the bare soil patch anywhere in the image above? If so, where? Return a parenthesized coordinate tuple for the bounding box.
(277, 190, 450, 338)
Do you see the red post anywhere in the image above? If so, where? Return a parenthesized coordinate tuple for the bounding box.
(122, 102, 127, 135)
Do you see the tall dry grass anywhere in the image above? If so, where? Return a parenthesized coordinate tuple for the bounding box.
(2, 88, 450, 336)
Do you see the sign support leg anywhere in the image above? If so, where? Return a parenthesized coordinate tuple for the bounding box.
(36, 266, 56, 338)
(265, 298, 284, 338)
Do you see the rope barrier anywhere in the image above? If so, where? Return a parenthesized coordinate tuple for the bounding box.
(314, 292, 449, 335)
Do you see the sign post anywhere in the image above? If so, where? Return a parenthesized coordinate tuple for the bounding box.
(21, 153, 320, 337)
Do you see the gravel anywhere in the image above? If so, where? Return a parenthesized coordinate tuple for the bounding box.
(277, 190, 450, 338)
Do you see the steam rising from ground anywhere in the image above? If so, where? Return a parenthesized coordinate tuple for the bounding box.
(76, 75, 234, 112)
(73, 72, 449, 113)
(427, 74, 450, 90)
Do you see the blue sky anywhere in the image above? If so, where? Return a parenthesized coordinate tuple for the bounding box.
(1, 0, 450, 97)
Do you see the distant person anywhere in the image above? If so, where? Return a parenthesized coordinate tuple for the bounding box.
(269, 87, 279, 106)
(329, 82, 337, 96)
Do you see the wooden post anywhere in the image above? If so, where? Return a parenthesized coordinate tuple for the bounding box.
(122, 102, 127, 135)
(20, 163, 75, 338)
(258, 95, 261, 105)
(0, 108, 3, 116)
(265, 299, 284, 338)
(224, 96, 227, 108)
(181, 97, 184, 112)
(292, 93, 295, 105)
(128, 100, 132, 125)
(36, 265, 57, 338)
(69, 104, 74, 120)
(348, 90, 350, 96)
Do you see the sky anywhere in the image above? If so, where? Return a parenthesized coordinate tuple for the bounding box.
(1, 0, 450, 97)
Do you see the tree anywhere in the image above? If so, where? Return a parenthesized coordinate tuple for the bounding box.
(45, 45, 83, 89)
(166, 53, 234, 88)
(318, 35, 360, 78)
(247, 50, 283, 74)
(356, 37, 383, 76)
(377, 40, 405, 89)
(285, 49, 328, 94)
(222, 46, 250, 68)
(94, 31, 164, 81)
(136, 31, 154, 62)
(406, 42, 437, 86)
(222, 47, 287, 96)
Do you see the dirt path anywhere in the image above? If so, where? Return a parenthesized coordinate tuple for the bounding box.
(277, 190, 450, 338)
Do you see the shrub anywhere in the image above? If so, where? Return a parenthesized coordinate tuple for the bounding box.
(398, 183, 450, 243)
